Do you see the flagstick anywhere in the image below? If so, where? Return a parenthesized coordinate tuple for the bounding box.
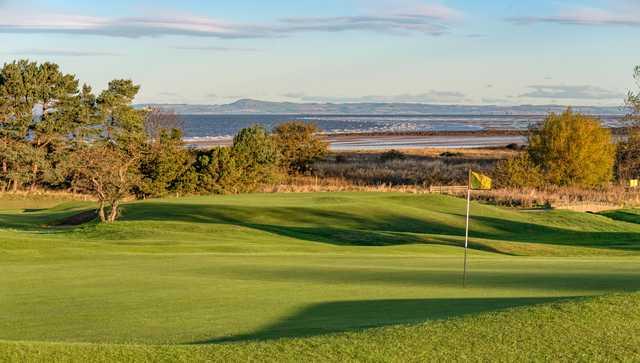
(463, 170, 471, 288)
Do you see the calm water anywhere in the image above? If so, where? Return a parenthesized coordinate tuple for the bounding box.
(181, 114, 626, 142)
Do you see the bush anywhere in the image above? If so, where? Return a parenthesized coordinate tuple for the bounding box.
(187, 147, 240, 194)
(231, 125, 282, 192)
(137, 129, 191, 197)
(494, 153, 545, 188)
(615, 131, 640, 183)
(272, 121, 328, 174)
(379, 150, 406, 162)
(440, 151, 464, 158)
(528, 109, 615, 187)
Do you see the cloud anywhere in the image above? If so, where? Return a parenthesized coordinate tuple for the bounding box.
(519, 85, 625, 100)
(294, 91, 469, 104)
(2, 49, 119, 56)
(172, 46, 259, 52)
(481, 97, 512, 105)
(277, 13, 452, 36)
(282, 92, 306, 99)
(508, 2, 640, 27)
(0, 5, 460, 38)
(157, 91, 180, 97)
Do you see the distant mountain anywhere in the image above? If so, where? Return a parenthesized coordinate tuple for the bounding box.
(138, 99, 629, 116)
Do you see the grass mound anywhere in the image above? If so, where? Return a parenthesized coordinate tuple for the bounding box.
(2, 293, 639, 362)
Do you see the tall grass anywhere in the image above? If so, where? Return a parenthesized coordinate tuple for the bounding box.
(313, 150, 501, 187)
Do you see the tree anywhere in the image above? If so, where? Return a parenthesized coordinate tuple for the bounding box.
(32, 62, 81, 149)
(615, 131, 640, 183)
(528, 109, 615, 187)
(137, 129, 191, 197)
(272, 121, 327, 174)
(0, 60, 39, 140)
(0, 139, 47, 192)
(68, 143, 140, 223)
(97, 79, 147, 145)
(627, 65, 640, 123)
(144, 107, 184, 141)
(493, 153, 545, 189)
(0, 60, 89, 191)
(184, 147, 241, 194)
(231, 125, 281, 192)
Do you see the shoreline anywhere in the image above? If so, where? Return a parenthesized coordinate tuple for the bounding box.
(185, 130, 528, 150)
(185, 127, 630, 151)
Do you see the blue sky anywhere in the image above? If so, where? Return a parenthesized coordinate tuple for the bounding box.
(0, 0, 638, 106)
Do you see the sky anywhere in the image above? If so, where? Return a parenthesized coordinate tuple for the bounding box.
(0, 0, 638, 106)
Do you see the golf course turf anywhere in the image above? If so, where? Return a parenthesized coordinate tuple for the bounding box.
(1, 192, 640, 361)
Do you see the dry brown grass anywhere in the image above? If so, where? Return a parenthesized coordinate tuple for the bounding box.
(0, 190, 94, 200)
(313, 149, 508, 187)
(262, 176, 640, 212)
(470, 187, 640, 209)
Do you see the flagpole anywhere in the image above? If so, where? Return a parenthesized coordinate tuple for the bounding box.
(463, 169, 471, 288)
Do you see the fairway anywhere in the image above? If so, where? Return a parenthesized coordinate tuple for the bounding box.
(1, 192, 640, 360)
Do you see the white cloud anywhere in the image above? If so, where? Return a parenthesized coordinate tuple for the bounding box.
(508, 2, 640, 27)
(293, 91, 469, 104)
(3, 48, 119, 56)
(0, 5, 461, 38)
(172, 46, 259, 52)
(519, 85, 625, 100)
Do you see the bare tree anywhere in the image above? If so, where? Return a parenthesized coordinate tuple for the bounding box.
(143, 107, 184, 141)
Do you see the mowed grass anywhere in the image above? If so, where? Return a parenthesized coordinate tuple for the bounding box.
(3, 294, 640, 362)
(1, 192, 640, 361)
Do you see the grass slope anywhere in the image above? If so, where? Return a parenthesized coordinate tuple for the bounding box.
(1, 192, 640, 360)
(2, 293, 639, 362)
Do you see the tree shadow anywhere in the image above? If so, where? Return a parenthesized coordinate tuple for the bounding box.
(192, 296, 581, 344)
(600, 210, 640, 225)
(0, 207, 95, 231)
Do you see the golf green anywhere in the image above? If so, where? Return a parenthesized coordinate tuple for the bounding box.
(1, 192, 639, 360)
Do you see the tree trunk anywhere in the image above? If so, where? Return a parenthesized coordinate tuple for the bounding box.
(98, 200, 107, 223)
(107, 200, 120, 223)
(29, 163, 39, 192)
(11, 178, 18, 192)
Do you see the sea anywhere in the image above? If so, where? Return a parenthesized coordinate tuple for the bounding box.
(181, 114, 627, 143)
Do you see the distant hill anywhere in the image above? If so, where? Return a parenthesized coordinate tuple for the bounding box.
(138, 99, 629, 116)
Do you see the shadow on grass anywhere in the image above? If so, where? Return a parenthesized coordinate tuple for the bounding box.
(4, 198, 640, 251)
(215, 263, 640, 293)
(0, 207, 96, 231)
(600, 210, 640, 225)
(117, 202, 640, 252)
(193, 296, 580, 344)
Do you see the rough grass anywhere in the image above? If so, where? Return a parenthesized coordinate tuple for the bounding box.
(1, 192, 640, 361)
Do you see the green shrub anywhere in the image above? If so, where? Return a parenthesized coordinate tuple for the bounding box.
(137, 129, 191, 197)
(379, 150, 406, 162)
(273, 121, 327, 174)
(231, 125, 282, 192)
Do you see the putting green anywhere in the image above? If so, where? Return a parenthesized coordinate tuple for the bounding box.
(1, 193, 639, 350)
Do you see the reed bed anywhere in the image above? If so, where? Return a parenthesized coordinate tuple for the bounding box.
(313, 151, 500, 187)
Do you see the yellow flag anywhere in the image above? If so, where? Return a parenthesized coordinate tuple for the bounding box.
(470, 171, 492, 190)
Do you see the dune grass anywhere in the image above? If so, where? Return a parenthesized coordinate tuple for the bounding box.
(1, 192, 639, 361)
